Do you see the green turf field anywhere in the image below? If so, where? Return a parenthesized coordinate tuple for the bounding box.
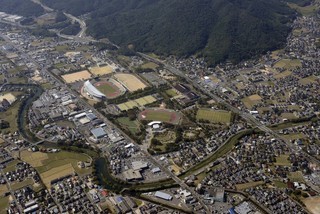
(165, 89, 179, 97)
(96, 83, 117, 95)
(196, 108, 232, 123)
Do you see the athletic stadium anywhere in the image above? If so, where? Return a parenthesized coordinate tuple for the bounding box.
(82, 80, 106, 101)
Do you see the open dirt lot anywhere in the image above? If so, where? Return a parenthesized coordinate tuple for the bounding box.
(114, 73, 147, 92)
(21, 151, 48, 167)
(89, 65, 114, 76)
(40, 163, 75, 188)
(62, 70, 92, 83)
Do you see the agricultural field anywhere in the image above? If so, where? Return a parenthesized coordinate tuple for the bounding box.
(89, 65, 114, 76)
(0, 196, 9, 213)
(40, 163, 75, 188)
(299, 75, 318, 85)
(95, 80, 125, 99)
(274, 70, 292, 79)
(274, 59, 302, 70)
(0, 185, 8, 196)
(139, 108, 182, 125)
(114, 73, 147, 92)
(36, 151, 92, 175)
(117, 117, 141, 135)
(62, 70, 92, 83)
(196, 108, 232, 124)
(117, 95, 157, 111)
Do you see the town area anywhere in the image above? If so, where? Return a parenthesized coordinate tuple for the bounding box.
(0, 0, 318, 214)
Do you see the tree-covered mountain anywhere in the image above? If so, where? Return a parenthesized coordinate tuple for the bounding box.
(0, 0, 44, 17)
(43, 0, 309, 64)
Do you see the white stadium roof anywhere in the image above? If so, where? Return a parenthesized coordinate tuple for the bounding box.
(84, 80, 105, 98)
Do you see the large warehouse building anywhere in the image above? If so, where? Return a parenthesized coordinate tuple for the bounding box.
(82, 80, 106, 100)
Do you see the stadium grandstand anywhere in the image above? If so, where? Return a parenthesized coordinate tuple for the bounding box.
(82, 80, 106, 100)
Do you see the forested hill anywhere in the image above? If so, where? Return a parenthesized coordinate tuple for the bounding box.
(43, 0, 310, 65)
(0, 0, 44, 17)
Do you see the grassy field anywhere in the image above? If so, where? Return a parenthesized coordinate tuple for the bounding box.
(141, 62, 158, 70)
(273, 180, 288, 188)
(0, 92, 22, 134)
(288, 171, 305, 182)
(196, 108, 232, 124)
(117, 117, 140, 135)
(275, 154, 291, 166)
(0, 196, 9, 213)
(235, 181, 264, 190)
(241, 94, 262, 109)
(21, 151, 49, 167)
(139, 109, 182, 125)
(165, 89, 179, 97)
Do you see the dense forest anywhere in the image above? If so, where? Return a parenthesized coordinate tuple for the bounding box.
(0, 0, 44, 17)
(40, 0, 309, 64)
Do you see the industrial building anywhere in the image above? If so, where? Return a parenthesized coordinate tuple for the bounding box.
(154, 191, 173, 201)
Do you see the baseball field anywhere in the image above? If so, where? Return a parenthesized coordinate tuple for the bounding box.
(62, 70, 92, 83)
(138, 108, 182, 125)
(114, 73, 147, 92)
(196, 108, 233, 123)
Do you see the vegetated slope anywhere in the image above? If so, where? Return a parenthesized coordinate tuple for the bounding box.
(43, 0, 308, 65)
(0, 0, 44, 17)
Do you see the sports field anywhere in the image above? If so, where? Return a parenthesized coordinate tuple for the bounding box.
(138, 108, 182, 125)
(196, 108, 232, 123)
(62, 70, 92, 83)
(94, 80, 125, 99)
(117, 95, 157, 111)
(274, 70, 292, 79)
(114, 73, 147, 92)
(89, 65, 114, 76)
